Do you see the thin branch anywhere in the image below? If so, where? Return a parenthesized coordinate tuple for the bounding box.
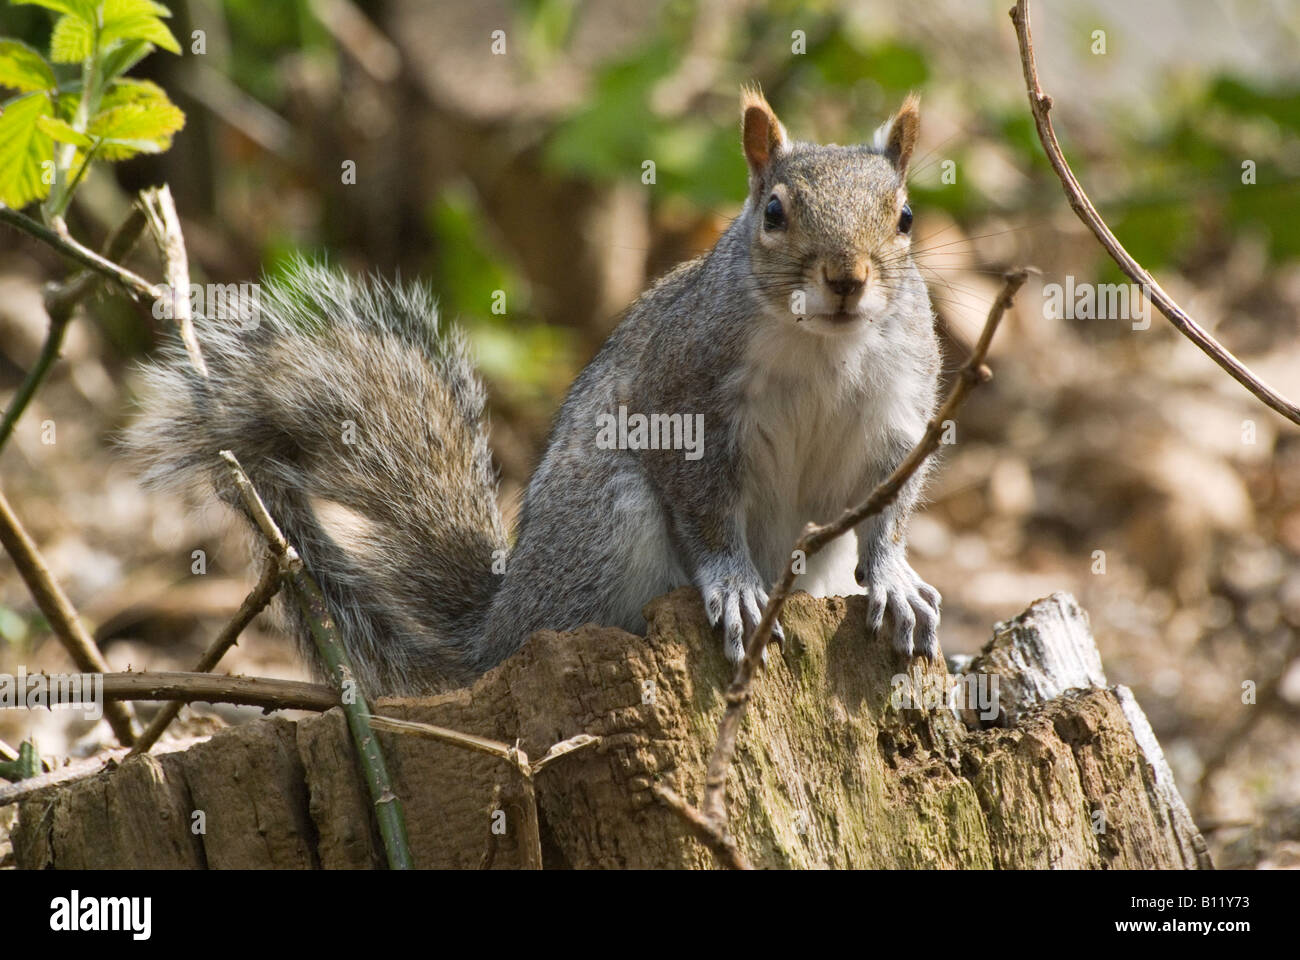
(1009, 0, 1300, 426)
(0, 203, 160, 302)
(24, 669, 339, 711)
(368, 713, 524, 763)
(218, 451, 299, 562)
(126, 553, 284, 758)
(140, 185, 208, 377)
(0, 208, 148, 453)
(659, 269, 1028, 864)
(532, 732, 600, 774)
(0, 486, 139, 746)
(652, 784, 751, 870)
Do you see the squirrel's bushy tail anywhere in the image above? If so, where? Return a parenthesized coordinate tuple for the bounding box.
(123, 260, 507, 695)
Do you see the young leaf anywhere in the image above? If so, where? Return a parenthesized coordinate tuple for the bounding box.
(11, 0, 98, 23)
(100, 38, 155, 80)
(99, 76, 172, 108)
(36, 114, 95, 147)
(0, 91, 55, 208)
(88, 93, 184, 159)
(49, 14, 94, 64)
(98, 136, 161, 154)
(0, 39, 57, 92)
(100, 0, 182, 55)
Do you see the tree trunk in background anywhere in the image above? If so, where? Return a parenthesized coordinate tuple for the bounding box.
(9, 591, 1210, 869)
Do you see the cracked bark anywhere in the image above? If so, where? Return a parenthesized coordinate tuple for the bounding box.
(7, 590, 1207, 869)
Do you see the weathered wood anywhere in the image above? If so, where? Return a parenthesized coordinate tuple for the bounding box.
(6, 590, 1209, 869)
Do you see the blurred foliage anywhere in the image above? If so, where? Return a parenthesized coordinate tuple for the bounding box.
(220, 0, 331, 103)
(427, 183, 579, 404)
(0, 0, 1296, 390)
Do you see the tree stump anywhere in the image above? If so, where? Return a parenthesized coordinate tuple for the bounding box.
(7, 590, 1210, 869)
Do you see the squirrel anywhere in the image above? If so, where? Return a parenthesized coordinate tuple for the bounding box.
(124, 88, 942, 697)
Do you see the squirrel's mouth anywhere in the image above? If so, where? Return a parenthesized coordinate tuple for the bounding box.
(823, 310, 863, 325)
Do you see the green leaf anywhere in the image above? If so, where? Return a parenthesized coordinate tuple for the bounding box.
(49, 13, 94, 64)
(11, 0, 98, 23)
(99, 136, 162, 154)
(88, 83, 185, 159)
(100, 38, 154, 79)
(0, 39, 57, 92)
(36, 113, 94, 146)
(0, 91, 55, 208)
(106, 0, 174, 17)
(98, 76, 171, 109)
(100, 0, 182, 55)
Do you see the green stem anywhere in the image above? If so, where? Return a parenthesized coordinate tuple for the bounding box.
(0, 310, 72, 452)
(43, 20, 104, 223)
(293, 574, 413, 870)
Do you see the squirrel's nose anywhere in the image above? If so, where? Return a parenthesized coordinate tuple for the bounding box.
(823, 267, 866, 299)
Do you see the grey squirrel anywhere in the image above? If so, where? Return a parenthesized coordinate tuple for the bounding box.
(124, 88, 942, 697)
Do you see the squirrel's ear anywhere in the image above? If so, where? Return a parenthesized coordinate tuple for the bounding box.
(741, 85, 788, 181)
(881, 93, 921, 175)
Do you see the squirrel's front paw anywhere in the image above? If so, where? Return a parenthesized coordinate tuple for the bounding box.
(854, 554, 941, 660)
(699, 568, 784, 664)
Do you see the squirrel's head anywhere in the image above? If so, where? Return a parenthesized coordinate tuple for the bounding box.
(739, 87, 922, 333)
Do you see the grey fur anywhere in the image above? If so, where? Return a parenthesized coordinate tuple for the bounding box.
(124, 93, 943, 696)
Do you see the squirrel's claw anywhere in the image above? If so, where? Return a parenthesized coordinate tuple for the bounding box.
(860, 554, 942, 661)
(701, 569, 775, 666)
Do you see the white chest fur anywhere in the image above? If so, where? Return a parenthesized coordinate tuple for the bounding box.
(735, 317, 930, 583)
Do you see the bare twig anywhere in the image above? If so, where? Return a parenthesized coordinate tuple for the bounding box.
(532, 732, 600, 774)
(1009, 0, 1300, 426)
(368, 715, 599, 775)
(218, 451, 299, 561)
(0, 487, 139, 746)
(0, 204, 160, 302)
(658, 269, 1028, 865)
(140, 185, 208, 377)
(15, 669, 341, 712)
(652, 783, 750, 870)
(126, 554, 285, 757)
(0, 208, 148, 453)
(367, 714, 526, 763)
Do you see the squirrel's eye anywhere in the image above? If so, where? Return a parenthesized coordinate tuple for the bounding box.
(898, 204, 913, 235)
(763, 194, 786, 231)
